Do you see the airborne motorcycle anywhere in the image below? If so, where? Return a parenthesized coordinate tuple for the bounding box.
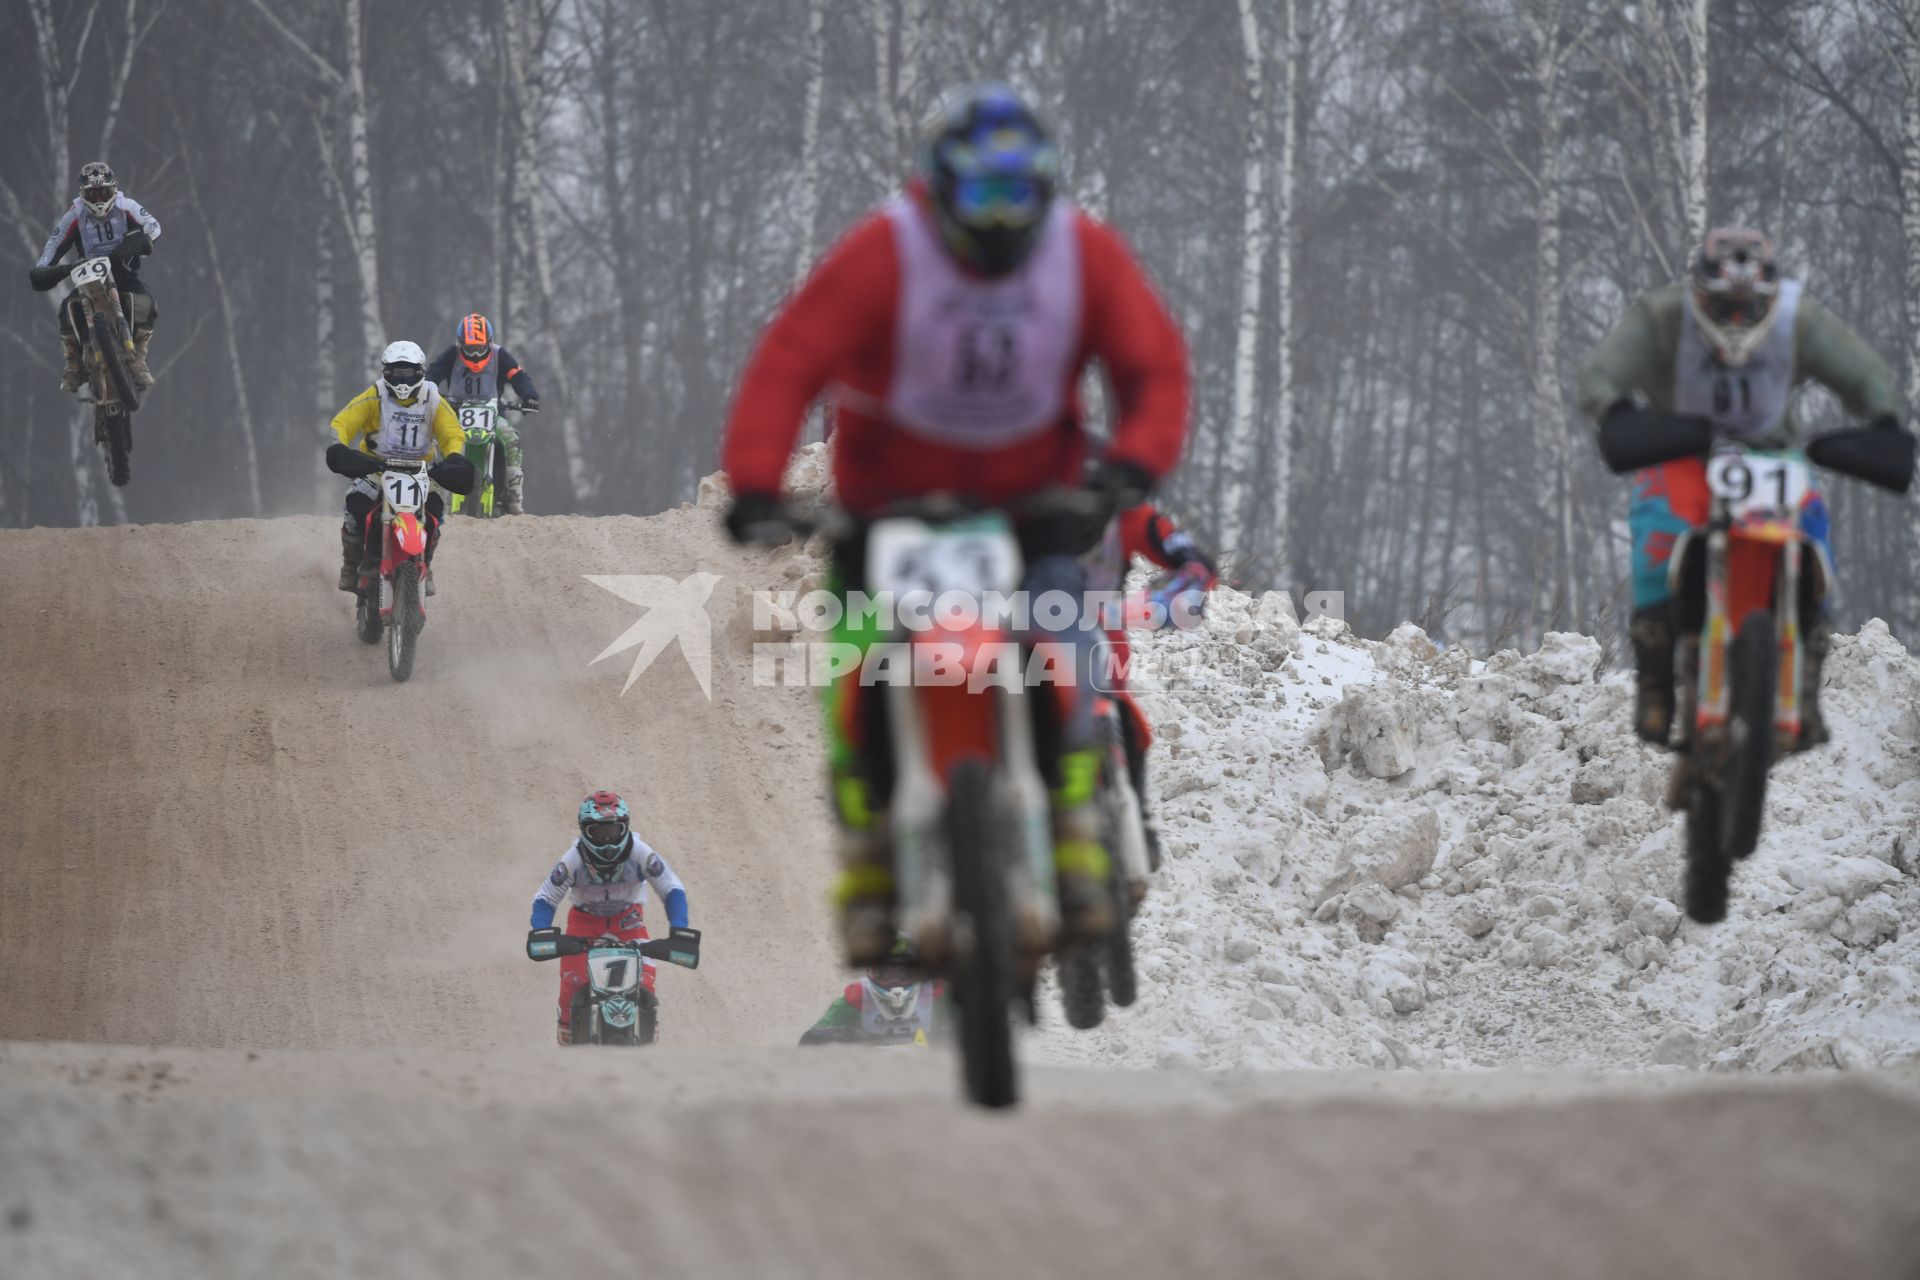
(526, 927, 702, 1045)
(44, 256, 140, 486)
(1601, 422, 1914, 922)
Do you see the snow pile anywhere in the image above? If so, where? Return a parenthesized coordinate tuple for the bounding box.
(1034, 595, 1920, 1073)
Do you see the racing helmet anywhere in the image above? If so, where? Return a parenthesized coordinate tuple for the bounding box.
(919, 84, 1060, 277)
(1688, 227, 1781, 368)
(379, 340, 428, 402)
(457, 314, 493, 372)
(577, 790, 634, 880)
(79, 162, 118, 218)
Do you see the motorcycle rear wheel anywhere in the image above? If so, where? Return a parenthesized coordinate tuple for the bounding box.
(100, 409, 132, 487)
(387, 559, 423, 682)
(89, 311, 139, 415)
(1056, 943, 1106, 1030)
(1683, 783, 1729, 924)
(1104, 903, 1139, 1008)
(947, 760, 1018, 1109)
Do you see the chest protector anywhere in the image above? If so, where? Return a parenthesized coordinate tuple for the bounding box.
(74, 200, 130, 259)
(375, 382, 444, 460)
(858, 981, 938, 1040)
(444, 344, 501, 402)
(1673, 279, 1802, 441)
(882, 196, 1082, 449)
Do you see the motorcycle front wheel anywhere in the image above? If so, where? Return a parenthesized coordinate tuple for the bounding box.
(387, 559, 423, 682)
(100, 409, 132, 487)
(1722, 611, 1777, 862)
(946, 760, 1018, 1109)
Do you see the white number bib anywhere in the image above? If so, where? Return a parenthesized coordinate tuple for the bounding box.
(458, 401, 497, 435)
(382, 470, 429, 512)
(867, 516, 1024, 601)
(1707, 449, 1808, 520)
(587, 948, 642, 993)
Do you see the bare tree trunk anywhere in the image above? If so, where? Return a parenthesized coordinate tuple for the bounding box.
(793, 0, 828, 285)
(179, 127, 263, 516)
(1258, 0, 1300, 574)
(314, 201, 337, 513)
(503, 0, 589, 506)
(1902, 0, 1920, 570)
(1219, 0, 1268, 562)
(1682, 0, 1709, 245)
(1527, 0, 1578, 632)
(342, 0, 383, 364)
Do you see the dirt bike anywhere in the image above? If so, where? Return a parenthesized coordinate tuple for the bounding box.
(1600, 417, 1914, 924)
(755, 491, 1109, 1108)
(447, 398, 528, 518)
(526, 926, 702, 1045)
(1056, 692, 1150, 1029)
(353, 458, 434, 682)
(51, 257, 140, 486)
(798, 977, 943, 1047)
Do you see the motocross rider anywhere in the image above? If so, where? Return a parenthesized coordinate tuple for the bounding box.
(26, 162, 162, 392)
(1086, 501, 1217, 868)
(426, 313, 541, 515)
(1578, 227, 1909, 753)
(798, 937, 948, 1046)
(719, 84, 1191, 965)
(325, 341, 472, 597)
(526, 791, 692, 1046)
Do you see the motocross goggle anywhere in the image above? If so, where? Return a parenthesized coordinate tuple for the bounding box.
(583, 818, 630, 848)
(868, 964, 917, 990)
(382, 363, 426, 398)
(949, 175, 1047, 230)
(82, 184, 117, 210)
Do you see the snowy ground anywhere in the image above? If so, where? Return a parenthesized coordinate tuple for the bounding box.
(1033, 590, 1920, 1075)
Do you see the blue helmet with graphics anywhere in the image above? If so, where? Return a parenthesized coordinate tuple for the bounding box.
(577, 789, 633, 879)
(919, 84, 1060, 278)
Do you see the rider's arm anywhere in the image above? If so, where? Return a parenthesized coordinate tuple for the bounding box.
(424, 346, 456, 390)
(1079, 215, 1190, 485)
(1793, 296, 1904, 428)
(34, 208, 79, 269)
(1124, 505, 1217, 584)
(330, 387, 381, 450)
(635, 842, 690, 929)
(497, 347, 539, 402)
(1577, 285, 1683, 422)
(119, 195, 160, 245)
(530, 851, 577, 930)
(430, 397, 464, 459)
(720, 212, 897, 495)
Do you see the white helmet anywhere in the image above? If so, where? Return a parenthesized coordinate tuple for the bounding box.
(379, 340, 427, 401)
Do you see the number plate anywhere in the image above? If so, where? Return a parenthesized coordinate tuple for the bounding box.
(458, 402, 496, 436)
(68, 257, 112, 288)
(1706, 449, 1808, 520)
(866, 515, 1023, 599)
(587, 948, 641, 993)
(382, 469, 428, 512)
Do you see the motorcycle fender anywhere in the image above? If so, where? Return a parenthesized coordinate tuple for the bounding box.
(393, 510, 428, 557)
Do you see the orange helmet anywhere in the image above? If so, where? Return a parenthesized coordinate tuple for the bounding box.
(457, 313, 493, 372)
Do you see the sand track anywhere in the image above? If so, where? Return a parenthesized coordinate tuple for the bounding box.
(2, 513, 1916, 1278)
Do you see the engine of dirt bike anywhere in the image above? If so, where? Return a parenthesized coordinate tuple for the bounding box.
(450, 399, 502, 517)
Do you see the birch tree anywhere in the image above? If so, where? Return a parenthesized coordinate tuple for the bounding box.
(1255, 0, 1302, 570)
(1219, 0, 1270, 562)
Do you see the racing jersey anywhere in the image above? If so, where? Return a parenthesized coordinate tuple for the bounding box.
(330, 384, 463, 461)
(427, 342, 539, 403)
(37, 194, 162, 280)
(529, 837, 690, 929)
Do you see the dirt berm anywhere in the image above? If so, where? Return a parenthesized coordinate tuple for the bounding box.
(2, 509, 1916, 1279)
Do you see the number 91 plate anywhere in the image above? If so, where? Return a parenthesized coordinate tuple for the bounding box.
(1706, 449, 1808, 520)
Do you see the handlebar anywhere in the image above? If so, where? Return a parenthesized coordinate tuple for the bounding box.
(743, 486, 1109, 547)
(1598, 408, 1914, 495)
(526, 925, 702, 968)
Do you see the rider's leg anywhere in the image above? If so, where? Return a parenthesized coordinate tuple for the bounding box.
(56, 302, 83, 394)
(123, 283, 156, 389)
(340, 484, 378, 592)
(1796, 494, 1835, 749)
(497, 419, 526, 515)
(423, 494, 445, 596)
(1627, 461, 1709, 747)
(1023, 550, 1113, 942)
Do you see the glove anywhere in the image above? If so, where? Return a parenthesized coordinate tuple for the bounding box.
(1596, 402, 1712, 475)
(1086, 458, 1155, 512)
(429, 453, 477, 495)
(28, 264, 68, 292)
(1806, 423, 1916, 495)
(115, 230, 152, 260)
(518, 398, 540, 414)
(1151, 562, 1213, 631)
(526, 927, 561, 961)
(325, 442, 380, 477)
(724, 490, 789, 545)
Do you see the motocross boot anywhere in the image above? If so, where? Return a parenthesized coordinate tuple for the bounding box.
(423, 518, 442, 597)
(128, 327, 155, 390)
(505, 466, 527, 516)
(59, 333, 84, 394)
(1629, 602, 1676, 747)
(338, 524, 365, 593)
(1053, 748, 1114, 942)
(1796, 623, 1833, 750)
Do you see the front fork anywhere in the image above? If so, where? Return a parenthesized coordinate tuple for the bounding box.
(1692, 523, 1802, 749)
